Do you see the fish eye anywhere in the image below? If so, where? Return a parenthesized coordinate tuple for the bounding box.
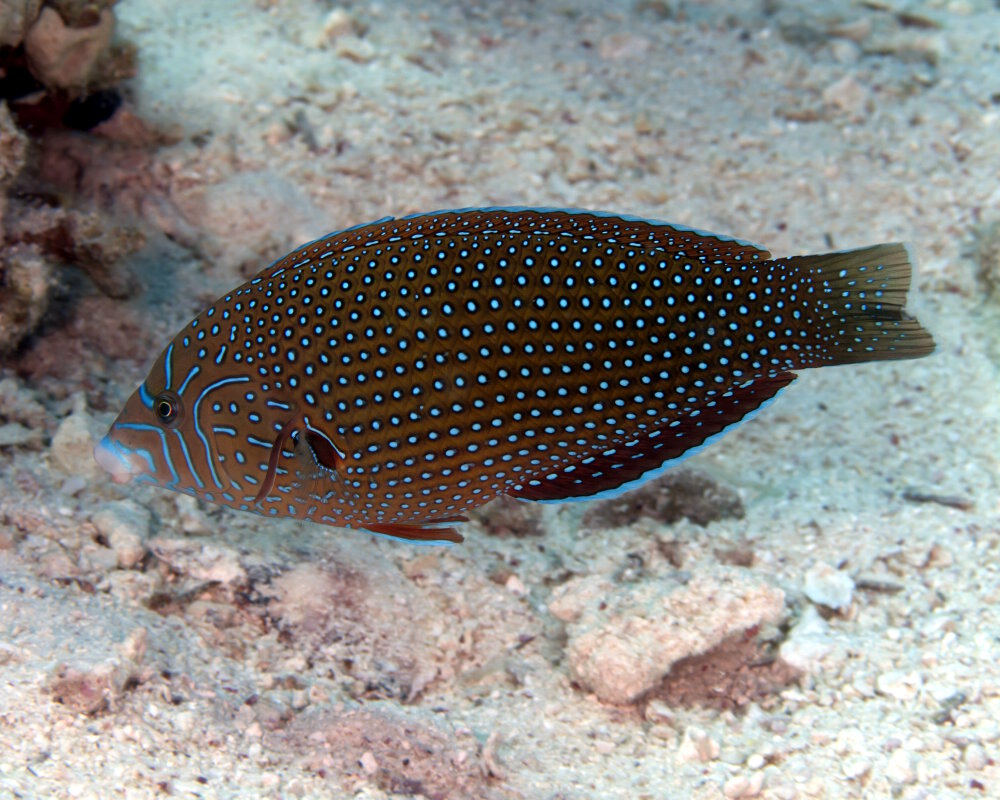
(154, 391, 183, 428)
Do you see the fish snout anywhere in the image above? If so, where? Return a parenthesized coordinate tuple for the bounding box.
(93, 435, 143, 485)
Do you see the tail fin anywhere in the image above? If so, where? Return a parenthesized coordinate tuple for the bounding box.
(779, 243, 935, 366)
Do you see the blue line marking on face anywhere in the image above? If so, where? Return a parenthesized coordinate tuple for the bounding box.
(113, 423, 179, 489)
(101, 433, 157, 476)
(117, 422, 163, 433)
(171, 428, 204, 490)
(130, 445, 156, 475)
(192, 376, 251, 491)
(178, 365, 200, 396)
(158, 436, 179, 487)
(164, 343, 175, 389)
(139, 383, 154, 410)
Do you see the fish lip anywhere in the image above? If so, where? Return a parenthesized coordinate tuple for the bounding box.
(93, 435, 140, 484)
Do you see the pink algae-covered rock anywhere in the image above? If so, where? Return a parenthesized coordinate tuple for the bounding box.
(550, 566, 785, 705)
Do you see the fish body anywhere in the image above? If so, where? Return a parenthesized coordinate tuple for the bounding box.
(94, 207, 934, 543)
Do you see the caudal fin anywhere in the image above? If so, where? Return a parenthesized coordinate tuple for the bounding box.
(779, 243, 935, 366)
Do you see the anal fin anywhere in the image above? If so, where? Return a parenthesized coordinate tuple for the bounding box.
(509, 373, 796, 503)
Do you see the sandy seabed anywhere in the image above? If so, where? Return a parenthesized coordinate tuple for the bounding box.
(1, 0, 999, 798)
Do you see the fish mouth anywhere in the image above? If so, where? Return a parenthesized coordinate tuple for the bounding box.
(93, 435, 142, 484)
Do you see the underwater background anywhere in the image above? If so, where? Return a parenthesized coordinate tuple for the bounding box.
(1, 0, 998, 797)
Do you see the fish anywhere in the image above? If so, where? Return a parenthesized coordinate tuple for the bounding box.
(93, 207, 935, 544)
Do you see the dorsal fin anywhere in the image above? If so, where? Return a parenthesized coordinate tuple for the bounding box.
(254, 207, 771, 280)
(508, 374, 796, 503)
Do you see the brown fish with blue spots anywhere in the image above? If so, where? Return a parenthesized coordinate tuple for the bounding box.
(94, 207, 934, 543)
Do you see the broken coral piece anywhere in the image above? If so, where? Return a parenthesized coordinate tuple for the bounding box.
(24, 5, 115, 91)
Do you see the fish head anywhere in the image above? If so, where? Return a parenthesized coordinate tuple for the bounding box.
(93, 328, 284, 505)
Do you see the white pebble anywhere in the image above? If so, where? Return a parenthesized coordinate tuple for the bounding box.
(876, 670, 923, 702)
(313, 7, 356, 47)
(778, 606, 834, 673)
(964, 743, 988, 771)
(821, 75, 869, 119)
(830, 39, 861, 64)
(359, 750, 378, 775)
(335, 36, 375, 63)
(842, 757, 872, 780)
(724, 773, 764, 798)
(505, 574, 527, 596)
(885, 748, 917, 785)
(92, 500, 152, 569)
(802, 561, 854, 611)
(835, 727, 866, 756)
(677, 727, 719, 763)
(322, 8, 354, 40)
(644, 699, 675, 726)
(768, 782, 798, 800)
